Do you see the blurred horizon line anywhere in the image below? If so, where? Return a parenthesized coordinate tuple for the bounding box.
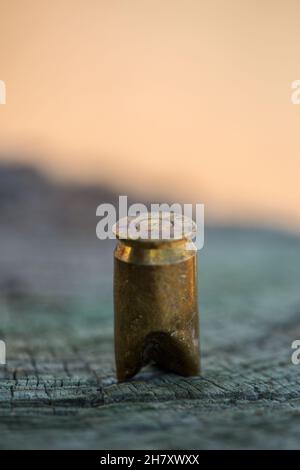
(1, 155, 299, 238)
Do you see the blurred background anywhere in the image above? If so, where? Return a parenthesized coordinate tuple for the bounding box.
(1, 0, 300, 361)
(1, 0, 300, 228)
(0, 0, 300, 346)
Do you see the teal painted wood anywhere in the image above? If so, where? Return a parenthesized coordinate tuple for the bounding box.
(1, 225, 300, 449)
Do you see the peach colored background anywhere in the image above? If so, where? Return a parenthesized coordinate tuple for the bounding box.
(0, 0, 299, 229)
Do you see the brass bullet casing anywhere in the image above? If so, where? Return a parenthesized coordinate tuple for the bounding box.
(113, 212, 200, 381)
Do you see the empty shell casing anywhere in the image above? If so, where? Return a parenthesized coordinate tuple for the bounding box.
(113, 213, 200, 381)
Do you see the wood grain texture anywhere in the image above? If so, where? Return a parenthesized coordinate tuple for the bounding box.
(1, 223, 300, 449)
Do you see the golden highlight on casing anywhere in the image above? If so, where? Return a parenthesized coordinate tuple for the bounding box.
(113, 213, 200, 381)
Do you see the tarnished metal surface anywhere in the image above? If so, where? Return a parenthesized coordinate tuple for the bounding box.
(113, 213, 200, 381)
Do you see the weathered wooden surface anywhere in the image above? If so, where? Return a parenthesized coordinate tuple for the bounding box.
(1, 167, 300, 449)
